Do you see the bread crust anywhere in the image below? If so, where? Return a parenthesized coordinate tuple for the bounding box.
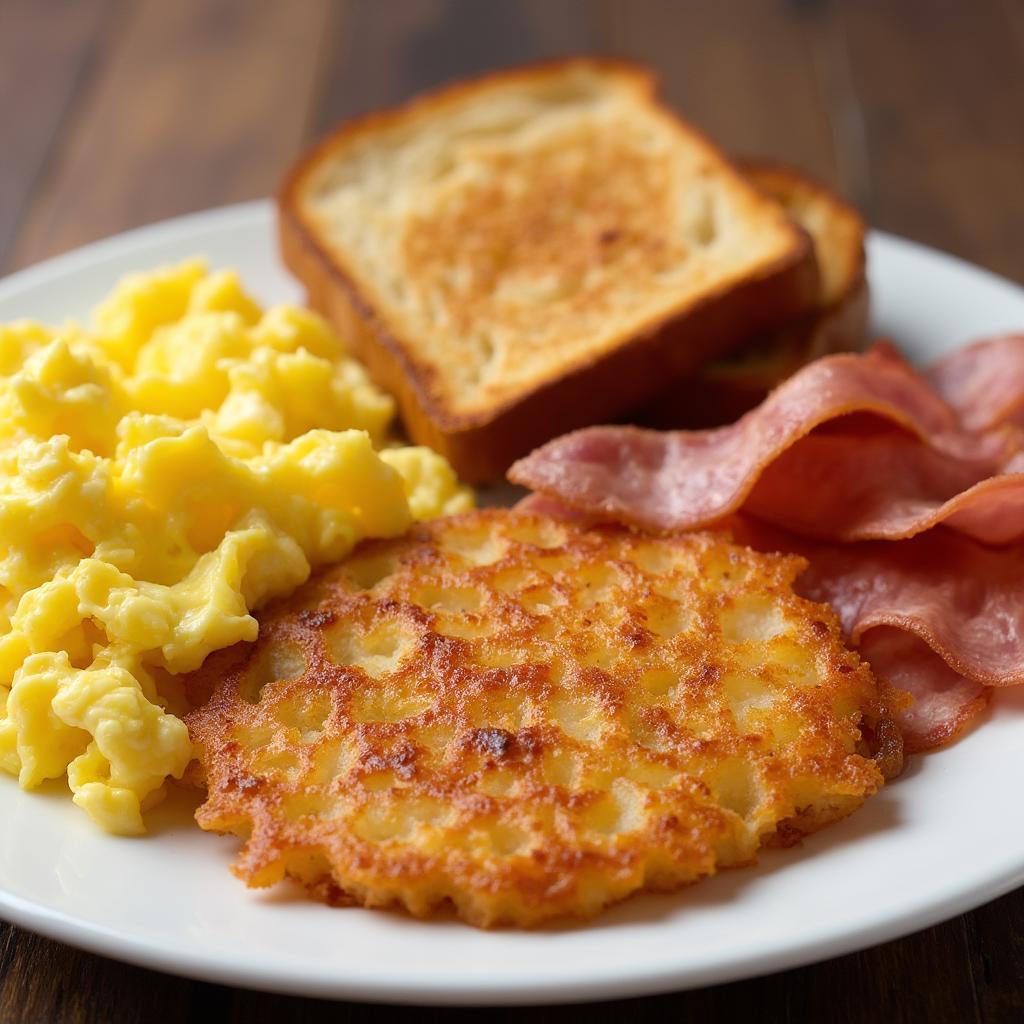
(636, 160, 869, 429)
(279, 58, 818, 482)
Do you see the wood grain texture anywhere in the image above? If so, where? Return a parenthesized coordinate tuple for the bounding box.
(601, 0, 839, 183)
(0, 0, 1023, 1020)
(10, 0, 330, 269)
(0, 0, 115, 273)
(837, 0, 1024, 281)
(311, 0, 597, 134)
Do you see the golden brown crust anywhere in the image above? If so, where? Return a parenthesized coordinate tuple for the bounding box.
(636, 160, 869, 429)
(186, 509, 898, 927)
(741, 159, 867, 307)
(278, 58, 819, 482)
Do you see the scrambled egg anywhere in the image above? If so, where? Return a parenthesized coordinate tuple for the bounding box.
(0, 261, 471, 834)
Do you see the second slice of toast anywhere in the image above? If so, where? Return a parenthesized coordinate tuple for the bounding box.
(280, 59, 818, 481)
(638, 160, 869, 428)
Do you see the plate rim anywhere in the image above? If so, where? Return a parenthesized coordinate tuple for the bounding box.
(1, 861, 1022, 1006)
(3, 197, 1022, 309)
(0, 200, 1022, 1006)
(0, 200, 271, 303)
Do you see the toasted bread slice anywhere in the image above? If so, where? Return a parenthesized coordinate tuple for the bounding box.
(186, 509, 899, 927)
(279, 59, 818, 482)
(639, 161, 868, 428)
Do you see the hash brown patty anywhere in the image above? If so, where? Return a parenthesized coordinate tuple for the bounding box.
(185, 509, 900, 927)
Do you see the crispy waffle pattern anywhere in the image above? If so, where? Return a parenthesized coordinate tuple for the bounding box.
(186, 510, 900, 927)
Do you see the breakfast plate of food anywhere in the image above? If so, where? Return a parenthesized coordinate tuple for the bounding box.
(1, 58, 1023, 1005)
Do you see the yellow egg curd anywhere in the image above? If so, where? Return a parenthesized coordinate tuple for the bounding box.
(0, 260, 471, 834)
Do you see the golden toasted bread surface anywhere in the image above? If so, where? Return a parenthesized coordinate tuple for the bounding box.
(638, 162, 869, 428)
(280, 59, 817, 480)
(743, 161, 865, 310)
(186, 510, 898, 927)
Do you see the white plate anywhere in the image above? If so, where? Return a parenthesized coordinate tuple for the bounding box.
(1, 201, 1023, 1006)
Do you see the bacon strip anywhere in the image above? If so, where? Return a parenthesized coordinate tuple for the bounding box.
(514, 492, 600, 525)
(928, 334, 1024, 431)
(509, 346, 1021, 542)
(855, 629, 989, 755)
(745, 433, 1024, 544)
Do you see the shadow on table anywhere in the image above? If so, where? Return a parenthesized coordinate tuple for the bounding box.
(143, 782, 204, 837)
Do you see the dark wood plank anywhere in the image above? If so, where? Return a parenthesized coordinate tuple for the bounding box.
(964, 885, 1024, 1021)
(10, 0, 331, 269)
(0, 926, 194, 1024)
(1002, 0, 1024, 52)
(835, 0, 1024, 282)
(600, 0, 839, 185)
(311, 0, 598, 137)
(0, 0, 115, 273)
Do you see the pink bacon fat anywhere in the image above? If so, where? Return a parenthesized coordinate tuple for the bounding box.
(928, 334, 1024, 432)
(509, 343, 1022, 544)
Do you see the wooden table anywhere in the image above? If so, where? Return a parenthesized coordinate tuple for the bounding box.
(1, 1, 1022, 1020)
